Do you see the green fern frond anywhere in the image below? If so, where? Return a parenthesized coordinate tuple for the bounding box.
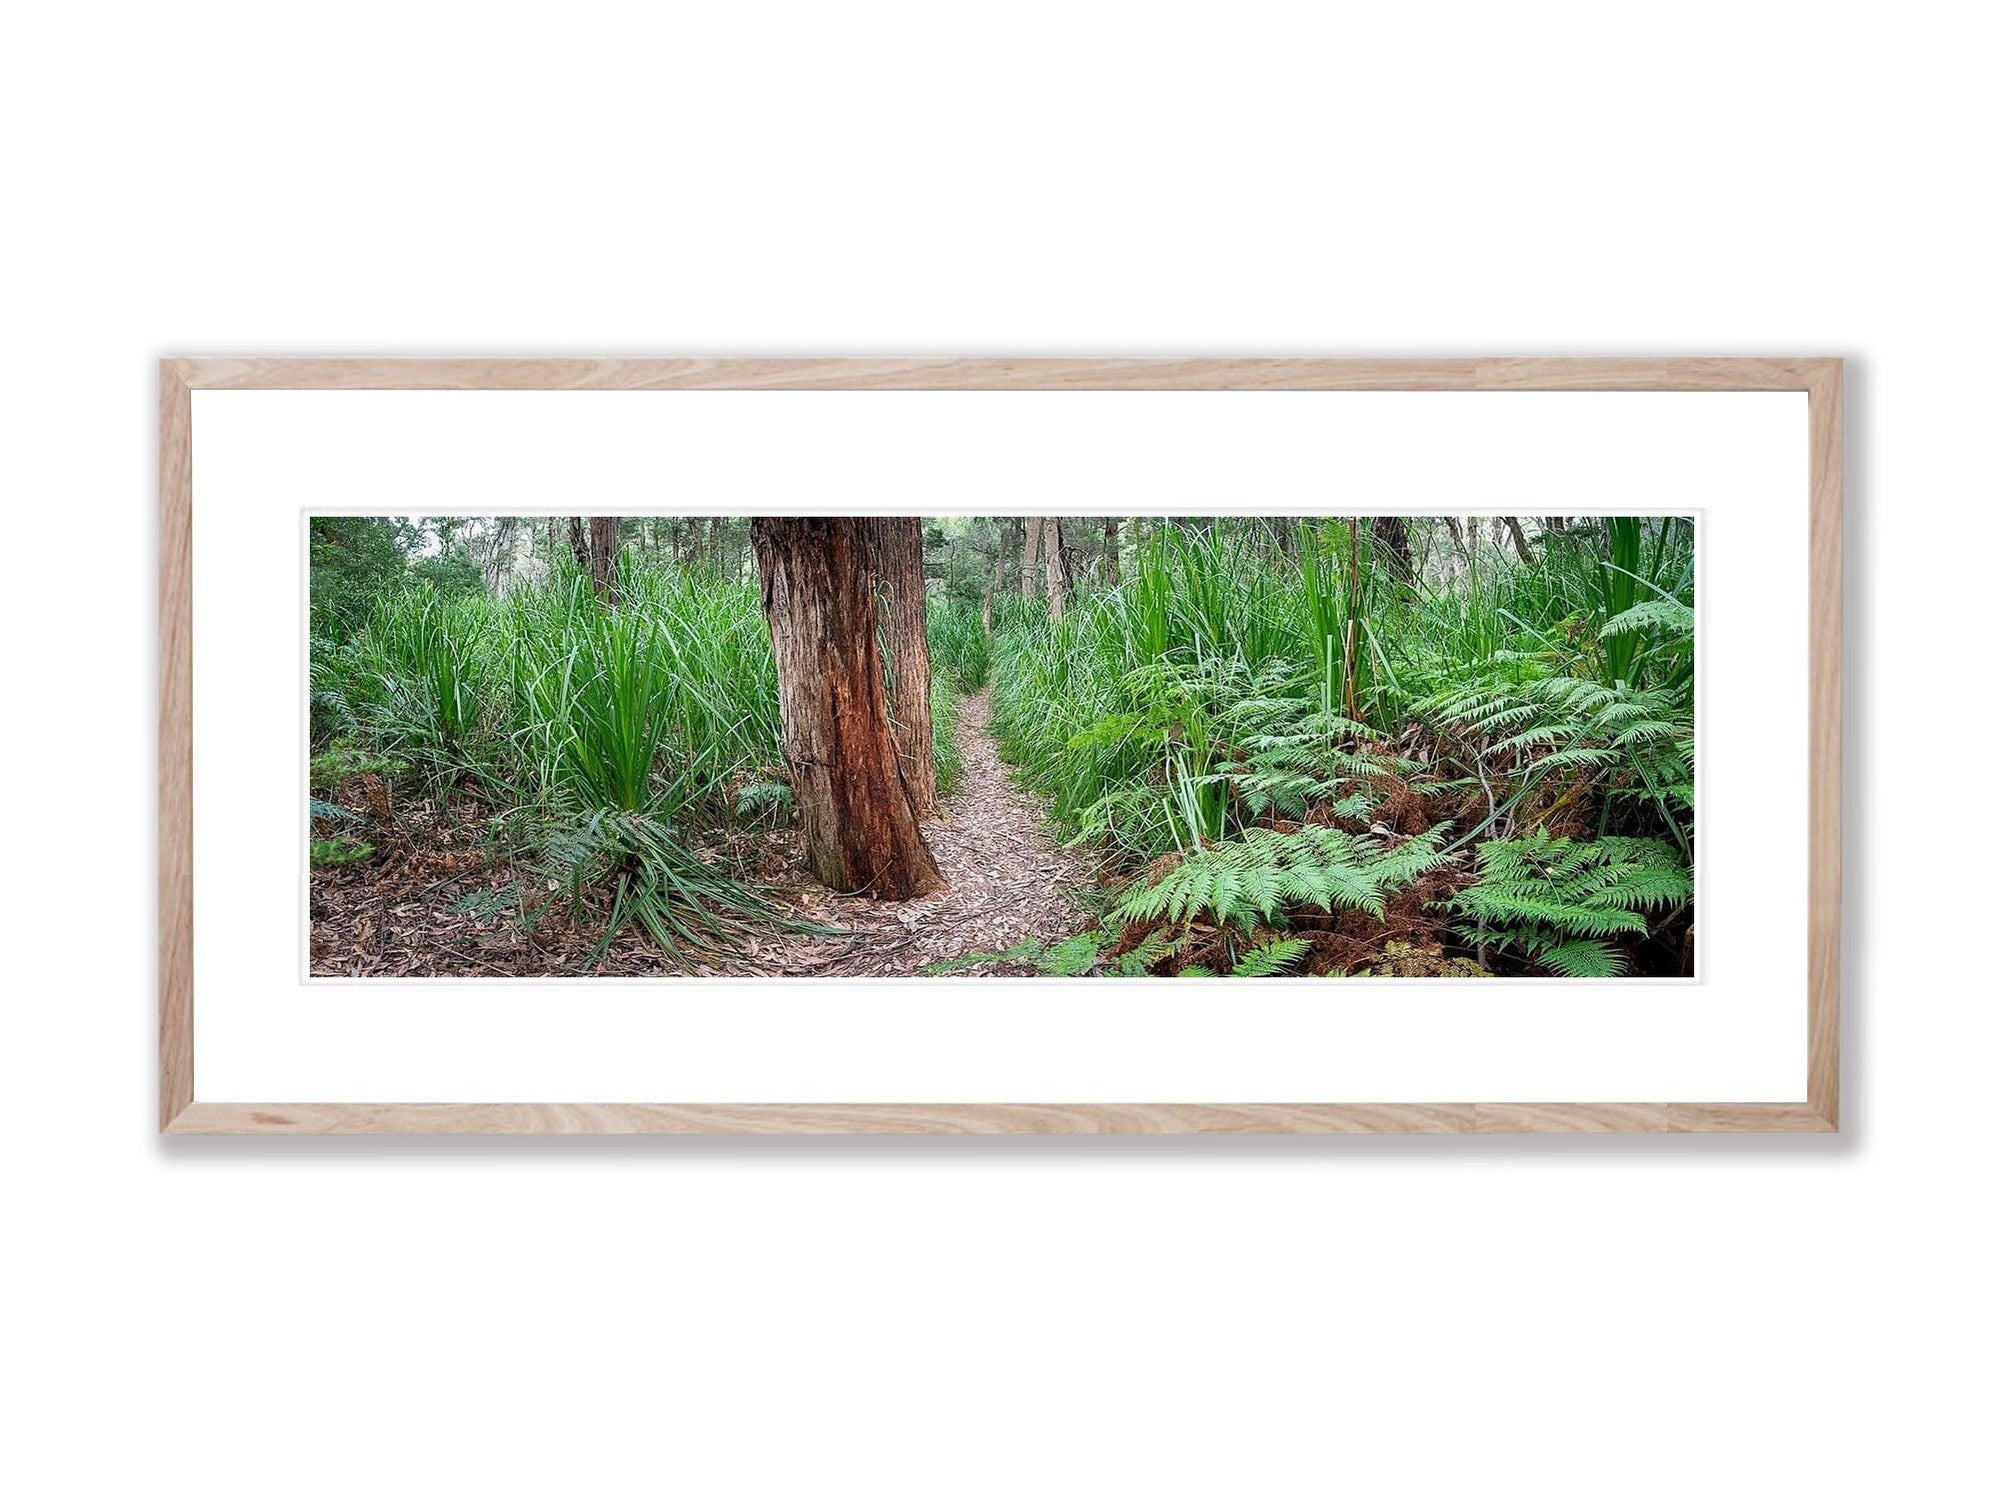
(1230, 937, 1311, 976)
(926, 933, 1109, 976)
(1114, 823, 1445, 932)
(1449, 829, 1689, 977)
(1537, 939, 1628, 977)
(1599, 598, 1694, 639)
(1041, 932, 1107, 975)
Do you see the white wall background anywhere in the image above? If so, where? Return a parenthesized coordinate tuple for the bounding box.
(1, 4, 1988, 1495)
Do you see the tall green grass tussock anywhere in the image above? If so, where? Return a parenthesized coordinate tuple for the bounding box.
(310, 552, 963, 967)
(929, 600, 992, 692)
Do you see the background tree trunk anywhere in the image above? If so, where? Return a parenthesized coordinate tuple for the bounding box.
(750, 518, 943, 900)
(1101, 517, 1120, 584)
(1370, 515, 1412, 578)
(1500, 515, 1535, 564)
(867, 517, 939, 818)
(475, 516, 520, 593)
(1442, 516, 1472, 570)
(982, 518, 1019, 630)
(570, 517, 622, 605)
(588, 517, 621, 603)
(1272, 516, 1296, 561)
(1043, 517, 1069, 619)
(1019, 513, 1041, 598)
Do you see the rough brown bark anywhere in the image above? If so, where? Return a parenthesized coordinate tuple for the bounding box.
(1043, 517, 1069, 619)
(1500, 515, 1535, 564)
(867, 517, 939, 818)
(751, 518, 943, 900)
(1101, 517, 1120, 584)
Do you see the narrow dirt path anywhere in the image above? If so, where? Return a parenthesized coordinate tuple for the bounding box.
(753, 691, 1095, 976)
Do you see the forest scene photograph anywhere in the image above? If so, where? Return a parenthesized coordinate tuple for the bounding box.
(308, 513, 1695, 980)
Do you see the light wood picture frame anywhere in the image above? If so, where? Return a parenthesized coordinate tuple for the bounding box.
(159, 357, 1841, 1135)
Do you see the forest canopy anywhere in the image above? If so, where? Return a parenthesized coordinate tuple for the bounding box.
(308, 514, 1695, 979)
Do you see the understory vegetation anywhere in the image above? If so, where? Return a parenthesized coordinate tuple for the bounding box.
(979, 518, 1694, 977)
(309, 514, 1693, 978)
(310, 520, 964, 966)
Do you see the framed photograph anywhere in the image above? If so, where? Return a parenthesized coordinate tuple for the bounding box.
(159, 357, 1840, 1134)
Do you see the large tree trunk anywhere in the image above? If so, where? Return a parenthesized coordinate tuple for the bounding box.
(1500, 515, 1535, 564)
(751, 518, 943, 900)
(1101, 517, 1120, 584)
(1043, 517, 1069, 619)
(867, 517, 939, 818)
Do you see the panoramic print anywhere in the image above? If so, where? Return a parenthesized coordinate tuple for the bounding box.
(307, 515, 1695, 979)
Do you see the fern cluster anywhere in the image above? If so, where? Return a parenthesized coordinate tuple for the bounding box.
(1450, 829, 1691, 977)
(1218, 696, 1411, 824)
(1414, 575, 1694, 852)
(1114, 824, 1452, 931)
